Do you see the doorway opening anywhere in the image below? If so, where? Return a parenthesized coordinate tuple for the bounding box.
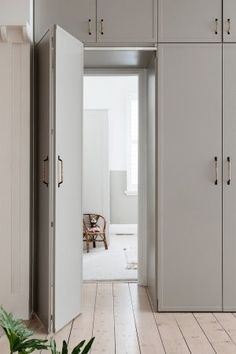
(83, 74, 140, 281)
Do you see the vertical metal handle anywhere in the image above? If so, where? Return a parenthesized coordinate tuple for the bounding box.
(227, 18, 231, 34)
(58, 155, 64, 187)
(88, 19, 92, 35)
(215, 18, 218, 34)
(43, 156, 49, 187)
(227, 157, 231, 185)
(214, 156, 218, 185)
(100, 19, 104, 35)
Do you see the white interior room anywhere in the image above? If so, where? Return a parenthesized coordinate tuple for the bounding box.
(83, 75, 139, 281)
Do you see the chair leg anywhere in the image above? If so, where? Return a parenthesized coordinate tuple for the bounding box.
(85, 233, 90, 253)
(104, 234, 108, 250)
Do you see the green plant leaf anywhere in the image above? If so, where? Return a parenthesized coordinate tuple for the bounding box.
(62, 341, 68, 354)
(81, 338, 95, 354)
(0, 307, 49, 353)
(71, 340, 86, 354)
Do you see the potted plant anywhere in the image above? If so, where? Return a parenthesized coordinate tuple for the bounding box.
(0, 307, 95, 354)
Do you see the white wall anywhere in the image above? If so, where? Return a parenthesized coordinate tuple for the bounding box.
(84, 75, 139, 224)
(84, 76, 138, 171)
(0, 0, 33, 25)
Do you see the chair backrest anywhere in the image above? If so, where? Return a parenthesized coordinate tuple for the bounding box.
(83, 213, 106, 231)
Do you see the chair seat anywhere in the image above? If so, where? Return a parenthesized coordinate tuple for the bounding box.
(87, 226, 101, 233)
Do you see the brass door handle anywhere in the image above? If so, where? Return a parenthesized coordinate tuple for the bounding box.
(227, 157, 231, 185)
(215, 18, 218, 35)
(58, 155, 64, 187)
(214, 156, 218, 185)
(227, 18, 231, 35)
(100, 19, 104, 35)
(88, 19, 92, 35)
(43, 156, 49, 187)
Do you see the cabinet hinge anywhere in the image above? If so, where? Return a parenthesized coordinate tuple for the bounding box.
(51, 221, 54, 227)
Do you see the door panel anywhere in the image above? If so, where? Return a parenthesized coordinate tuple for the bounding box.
(223, 0, 236, 42)
(158, 44, 222, 311)
(158, 0, 221, 42)
(35, 0, 96, 43)
(36, 31, 52, 331)
(146, 55, 157, 311)
(36, 26, 83, 332)
(54, 26, 83, 332)
(223, 44, 236, 310)
(0, 42, 30, 319)
(97, 0, 157, 43)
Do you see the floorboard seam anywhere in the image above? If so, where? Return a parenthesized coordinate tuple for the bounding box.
(192, 313, 217, 353)
(144, 287, 166, 354)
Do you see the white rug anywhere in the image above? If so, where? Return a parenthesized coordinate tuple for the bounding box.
(83, 234, 138, 281)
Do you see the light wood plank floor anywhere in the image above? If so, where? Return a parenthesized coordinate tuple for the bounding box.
(1, 283, 236, 354)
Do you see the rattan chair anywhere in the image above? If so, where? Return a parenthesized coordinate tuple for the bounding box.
(83, 214, 108, 253)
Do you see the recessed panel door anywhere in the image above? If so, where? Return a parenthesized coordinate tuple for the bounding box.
(158, 44, 222, 311)
(35, 0, 96, 43)
(223, 0, 236, 42)
(158, 0, 222, 42)
(223, 44, 236, 310)
(97, 0, 157, 43)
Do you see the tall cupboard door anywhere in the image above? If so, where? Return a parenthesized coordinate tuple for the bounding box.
(223, 44, 236, 311)
(35, 0, 96, 43)
(158, 0, 221, 42)
(97, 0, 157, 43)
(158, 44, 222, 311)
(146, 55, 157, 311)
(37, 25, 84, 332)
(223, 0, 236, 42)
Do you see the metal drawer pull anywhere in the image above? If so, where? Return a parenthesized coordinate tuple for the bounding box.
(215, 18, 218, 34)
(214, 156, 218, 185)
(227, 157, 231, 185)
(43, 156, 49, 187)
(227, 18, 231, 35)
(88, 19, 92, 35)
(101, 19, 104, 35)
(58, 155, 64, 187)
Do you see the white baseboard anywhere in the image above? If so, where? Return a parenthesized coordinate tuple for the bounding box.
(110, 224, 137, 235)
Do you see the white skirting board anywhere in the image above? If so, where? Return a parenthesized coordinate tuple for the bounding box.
(110, 224, 137, 235)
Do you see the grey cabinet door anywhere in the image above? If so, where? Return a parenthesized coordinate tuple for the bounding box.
(158, 0, 221, 42)
(146, 54, 158, 311)
(223, 44, 236, 311)
(158, 44, 222, 311)
(97, 0, 157, 43)
(223, 0, 236, 42)
(35, 0, 96, 43)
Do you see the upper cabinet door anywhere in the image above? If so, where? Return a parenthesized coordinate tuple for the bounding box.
(223, 0, 236, 42)
(97, 0, 157, 43)
(158, 0, 222, 42)
(35, 0, 96, 43)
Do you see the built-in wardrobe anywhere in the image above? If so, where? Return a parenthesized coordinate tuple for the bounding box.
(157, 0, 236, 311)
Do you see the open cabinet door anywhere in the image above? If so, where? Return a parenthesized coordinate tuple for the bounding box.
(146, 54, 158, 311)
(36, 25, 83, 332)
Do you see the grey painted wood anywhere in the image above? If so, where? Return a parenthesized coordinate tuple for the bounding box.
(54, 26, 84, 332)
(158, 44, 222, 311)
(34, 0, 96, 43)
(223, 0, 236, 42)
(146, 54, 157, 311)
(36, 31, 52, 331)
(36, 26, 84, 332)
(97, 0, 157, 43)
(158, 0, 222, 42)
(223, 44, 236, 311)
